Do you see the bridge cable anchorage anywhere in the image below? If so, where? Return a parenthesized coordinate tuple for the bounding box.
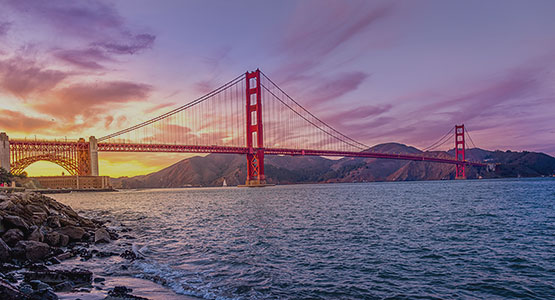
(98, 73, 246, 142)
(259, 71, 370, 151)
(421, 126, 455, 151)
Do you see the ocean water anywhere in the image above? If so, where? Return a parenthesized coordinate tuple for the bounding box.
(51, 178, 555, 300)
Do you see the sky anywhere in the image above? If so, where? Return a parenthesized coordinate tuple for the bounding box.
(1, 0, 554, 177)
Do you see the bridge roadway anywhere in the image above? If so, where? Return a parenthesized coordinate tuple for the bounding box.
(95, 141, 486, 167)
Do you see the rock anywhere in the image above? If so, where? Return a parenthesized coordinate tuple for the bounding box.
(29, 279, 51, 292)
(2, 228, 24, 247)
(44, 232, 60, 247)
(3, 215, 29, 232)
(29, 289, 58, 300)
(105, 285, 149, 300)
(120, 250, 137, 260)
(45, 217, 61, 229)
(19, 282, 33, 294)
(94, 228, 111, 244)
(96, 251, 118, 258)
(24, 268, 92, 286)
(56, 226, 85, 241)
(55, 252, 73, 261)
(93, 277, 105, 283)
(58, 234, 69, 247)
(53, 281, 73, 292)
(0, 238, 11, 262)
(0, 278, 26, 300)
(28, 228, 44, 242)
(0, 200, 15, 211)
(14, 240, 51, 262)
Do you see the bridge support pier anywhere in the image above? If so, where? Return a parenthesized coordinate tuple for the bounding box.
(89, 136, 99, 176)
(0, 132, 10, 173)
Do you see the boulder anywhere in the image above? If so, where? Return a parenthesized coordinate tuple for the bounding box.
(94, 228, 111, 244)
(44, 232, 60, 247)
(56, 226, 85, 241)
(45, 216, 61, 229)
(3, 215, 29, 232)
(0, 238, 11, 262)
(14, 240, 51, 262)
(2, 229, 24, 247)
(0, 278, 27, 300)
(58, 234, 69, 247)
(28, 228, 44, 242)
(24, 268, 92, 286)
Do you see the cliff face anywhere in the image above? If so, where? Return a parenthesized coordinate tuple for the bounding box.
(110, 143, 555, 188)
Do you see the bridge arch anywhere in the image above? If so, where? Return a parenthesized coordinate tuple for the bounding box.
(10, 154, 80, 176)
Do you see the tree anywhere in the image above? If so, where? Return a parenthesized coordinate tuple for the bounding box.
(0, 167, 13, 185)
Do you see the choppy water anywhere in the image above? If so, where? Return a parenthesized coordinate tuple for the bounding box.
(52, 178, 555, 300)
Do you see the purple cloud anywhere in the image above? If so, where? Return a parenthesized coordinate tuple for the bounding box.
(0, 57, 68, 98)
(304, 71, 370, 106)
(0, 22, 11, 36)
(54, 47, 113, 70)
(94, 33, 155, 55)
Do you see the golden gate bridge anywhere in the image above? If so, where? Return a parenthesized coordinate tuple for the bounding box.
(0, 69, 485, 186)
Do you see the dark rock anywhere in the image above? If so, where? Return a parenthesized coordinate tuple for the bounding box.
(3, 215, 29, 232)
(53, 281, 73, 292)
(29, 288, 58, 300)
(13, 240, 50, 262)
(93, 277, 105, 283)
(0, 277, 27, 300)
(94, 228, 111, 244)
(28, 228, 44, 242)
(0, 238, 11, 262)
(44, 232, 60, 247)
(122, 235, 136, 240)
(45, 217, 61, 229)
(29, 279, 51, 292)
(28, 263, 49, 272)
(120, 250, 137, 260)
(24, 268, 92, 286)
(2, 228, 24, 247)
(58, 234, 69, 247)
(19, 282, 34, 295)
(106, 285, 149, 299)
(56, 226, 85, 241)
(96, 251, 118, 258)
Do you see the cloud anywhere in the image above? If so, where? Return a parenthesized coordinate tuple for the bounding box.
(0, 109, 53, 132)
(0, 22, 11, 36)
(32, 81, 152, 122)
(0, 57, 68, 98)
(144, 102, 176, 114)
(273, 1, 394, 82)
(303, 71, 370, 106)
(326, 104, 392, 125)
(94, 33, 155, 55)
(54, 47, 113, 70)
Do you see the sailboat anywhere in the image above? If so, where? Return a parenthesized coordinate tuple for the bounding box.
(222, 178, 227, 187)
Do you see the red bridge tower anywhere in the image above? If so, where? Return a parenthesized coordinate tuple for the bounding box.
(244, 69, 266, 186)
(455, 124, 466, 179)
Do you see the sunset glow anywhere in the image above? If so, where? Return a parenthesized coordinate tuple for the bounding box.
(1, 0, 554, 177)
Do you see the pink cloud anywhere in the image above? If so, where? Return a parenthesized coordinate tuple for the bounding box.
(32, 81, 152, 122)
(0, 57, 68, 98)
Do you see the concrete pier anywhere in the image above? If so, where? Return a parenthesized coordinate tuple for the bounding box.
(0, 132, 10, 172)
(89, 136, 99, 176)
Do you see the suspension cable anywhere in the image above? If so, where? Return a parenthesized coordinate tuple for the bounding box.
(259, 71, 370, 150)
(99, 73, 246, 141)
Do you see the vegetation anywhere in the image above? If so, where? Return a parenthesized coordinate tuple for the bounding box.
(0, 167, 13, 185)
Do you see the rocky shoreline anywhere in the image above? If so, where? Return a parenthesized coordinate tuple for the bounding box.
(0, 192, 155, 300)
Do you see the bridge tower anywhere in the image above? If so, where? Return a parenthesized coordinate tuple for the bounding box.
(455, 124, 466, 179)
(0, 132, 10, 172)
(244, 69, 266, 186)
